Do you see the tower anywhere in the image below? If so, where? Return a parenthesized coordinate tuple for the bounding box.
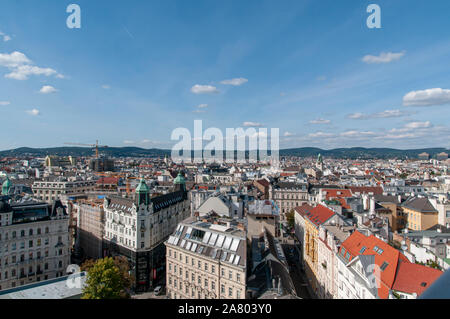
(316, 153, 324, 171)
(135, 178, 150, 206)
(173, 171, 186, 192)
(2, 177, 11, 195)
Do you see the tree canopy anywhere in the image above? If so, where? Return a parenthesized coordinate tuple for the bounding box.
(82, 257, 133, 299)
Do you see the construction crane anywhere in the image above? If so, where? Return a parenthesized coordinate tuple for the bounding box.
(65, 140, 108, 159)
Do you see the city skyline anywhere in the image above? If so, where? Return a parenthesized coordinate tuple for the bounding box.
(1, 0, 450, 151)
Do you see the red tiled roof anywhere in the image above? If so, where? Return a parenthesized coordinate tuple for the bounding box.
(295, 204, 335, 227)
(294, 204, 314, 218)
(392, 261, 443, 296)
(340, 231, 410, 299)
(323, 189, 352, 209)
(96, 177, 119, 185)
(280, 172, 296, 177)
(255, 179, 269, 187)
(323, 189, 352, 198)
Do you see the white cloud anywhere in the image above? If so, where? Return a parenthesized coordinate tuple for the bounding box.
(388, 121, 433, 134)
(347, 109, 410, 120)
(404, 121, 432, 129)
(0, 31, 11, 42)
(243, 121, 263, 127)
(193, 109, 206, 113)
(0, 51, 63, 80)
(39, 85, 57, 94)
(0, 101, 10, 106)
(26, 109, 40, 116)
(123, 140, 135, 144)
(403, 88, 450, 106)
(340, 130, 376, 137)
(347, 112, 365, 119)
(374, 109, 409, 118)
(191, 84, 219, 94)
(221, 78, 248, 86)
(197, 104, 208, 109)
(6, 65, 59, 80)
(308, 132, 336, 138)
(102, 85, 111, 90)
(284, 132, 294, 137)
(0, 51, 31, 68)
(362, 51, 405, 64)
(310, 118, 331, 124)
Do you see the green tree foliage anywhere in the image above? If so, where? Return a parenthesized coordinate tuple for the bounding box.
(286, 210, 295, 230)
(82, 257, 133, 299)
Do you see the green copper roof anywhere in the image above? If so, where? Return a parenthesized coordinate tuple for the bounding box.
(135, 178, 149, 193)
(173, 172, 186, 185)
(2, 177, 11, 195)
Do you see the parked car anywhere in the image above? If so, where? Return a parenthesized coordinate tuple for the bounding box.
(154, 286, 164, 295)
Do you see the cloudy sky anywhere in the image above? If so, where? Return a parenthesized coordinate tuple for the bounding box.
(0, 0, 450, 151)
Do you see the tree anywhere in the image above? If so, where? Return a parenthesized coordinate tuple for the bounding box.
(82, 257, 132, 299)
(286, 210, 295, 230)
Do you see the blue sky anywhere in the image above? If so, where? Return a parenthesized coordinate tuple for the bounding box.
(1, 0, 450, 151)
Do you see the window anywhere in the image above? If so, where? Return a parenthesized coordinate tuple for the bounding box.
(380, 262, 389, 271)
(228, 287, 233, 297)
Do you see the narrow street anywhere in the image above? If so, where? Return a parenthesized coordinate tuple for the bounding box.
(282, 242, 314, 299)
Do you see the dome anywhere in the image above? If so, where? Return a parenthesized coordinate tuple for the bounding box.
(2, 177, 11, 195)
(173, 172, 186, 185)
(135, 178, 149, 193)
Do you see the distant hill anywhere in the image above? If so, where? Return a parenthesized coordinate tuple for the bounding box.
(0, 147, 171, 158)
(279, 147, 449, 159)
(0, 146, 447, 160)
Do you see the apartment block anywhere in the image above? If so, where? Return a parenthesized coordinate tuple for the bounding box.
(165, 216, 246, 299)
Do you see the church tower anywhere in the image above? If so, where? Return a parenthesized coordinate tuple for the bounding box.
(316, 153, 324, 171)
(135, 178, 150, 206)
(2, 177, 11, 196)
(173, 171, 186, 192)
